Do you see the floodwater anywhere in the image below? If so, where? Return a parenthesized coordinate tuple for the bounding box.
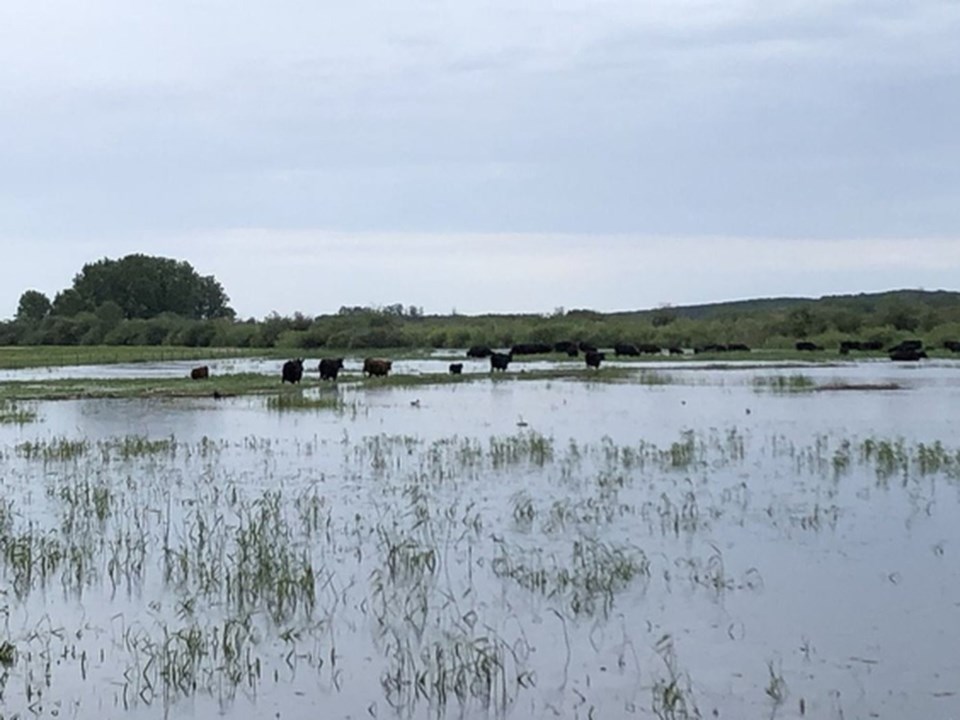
(1, 358, 959, 719)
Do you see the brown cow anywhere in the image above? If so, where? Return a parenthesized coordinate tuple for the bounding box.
(363, 358, 393, 377)
(190, 365, 210, 380)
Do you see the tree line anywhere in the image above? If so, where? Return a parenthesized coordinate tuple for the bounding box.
(4, 255, 960, 351)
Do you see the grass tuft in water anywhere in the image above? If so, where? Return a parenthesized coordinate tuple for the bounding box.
(765, 660, 788, 707)
(0, 640, 15, 666)
(0, 399, 38, 424)
(652, 634, 701, 720)
(266, 391, 345, 412)
(752, 374, 815, 393)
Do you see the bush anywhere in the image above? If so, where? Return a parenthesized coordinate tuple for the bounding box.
(173, 321, 218, 347)
(211, 321, 258, 348)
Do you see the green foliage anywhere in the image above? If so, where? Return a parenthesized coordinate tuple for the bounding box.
(4, 284, 960, 351)
(69, 254, 234, 320)
(16, 290, 51, 325)
(51, 288, 88, 317)
(95, 301, 125, 330)
(210, 319, 259, 347)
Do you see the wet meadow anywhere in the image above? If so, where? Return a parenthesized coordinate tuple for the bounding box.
(1, 354, 959, 719)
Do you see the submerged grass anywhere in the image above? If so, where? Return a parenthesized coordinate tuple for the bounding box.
(492, 536, 650, 617)
(752, 374, 816, 393)
(265, 390, 345, 412)
(0, 399, 38, 424)
(1, 419, 959, 717)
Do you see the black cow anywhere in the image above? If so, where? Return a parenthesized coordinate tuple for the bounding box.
(467, 345, 493, 358)
(511, 342, 551, 355)
(554, 341, 579, 356)
(614, 343, 640, 357)
(727, 343, 751, 352)
(578, 341, 598, 353)
(861, 340, 884, 351)
(585, 350, 605, 369)
(839, 340, 862, 355)
(888, 340, 923, 354)
(490, 352, 512, 372)
(319, 357, 345, 381)
(363, 358, 393, 377)
(668, 347, 684, 355)
(795, 341, 821, 351)
(638, 343, 662, 355)
(190, 365, 209, 380)
(888, 340, 926, 361)
(449, 363, 463, 375)
(944, 340, 960, 352)
(282, 358, 304, 384)
(890, 348, 927, 361)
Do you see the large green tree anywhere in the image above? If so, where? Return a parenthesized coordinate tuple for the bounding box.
(68, 254, 235, 320)
(16, 289, 52, 325)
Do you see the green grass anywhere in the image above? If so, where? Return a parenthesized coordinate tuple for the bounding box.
(0, 345, 448, 370)
(0, 366, 651, 400)
(0, 345, 254, 369)
(0, 373, 281, 401)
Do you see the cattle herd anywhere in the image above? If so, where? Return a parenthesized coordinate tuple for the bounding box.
(184, 338, 960, 383)
(795, 338, 960, 361)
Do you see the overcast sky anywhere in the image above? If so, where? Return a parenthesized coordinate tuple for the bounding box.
(2, 0, 958, 319)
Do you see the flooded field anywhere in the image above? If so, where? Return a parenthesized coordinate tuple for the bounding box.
(1, 359, 959, 719)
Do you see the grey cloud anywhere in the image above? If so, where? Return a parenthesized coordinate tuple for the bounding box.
(0, 0, 958, 316)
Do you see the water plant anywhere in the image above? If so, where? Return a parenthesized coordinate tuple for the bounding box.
(651, 635, 701, 720)
(765, 660, 788, 708)
(0, 399, 38, 425)
(752, 374, 815, 393)
(265, 391, 345, 412)
(0, 411, 958, 718)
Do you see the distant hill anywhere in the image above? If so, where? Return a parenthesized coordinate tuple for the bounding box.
(614, 289, 960, 321)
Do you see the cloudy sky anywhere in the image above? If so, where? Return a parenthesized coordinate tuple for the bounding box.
(1, 0, 958, 319)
